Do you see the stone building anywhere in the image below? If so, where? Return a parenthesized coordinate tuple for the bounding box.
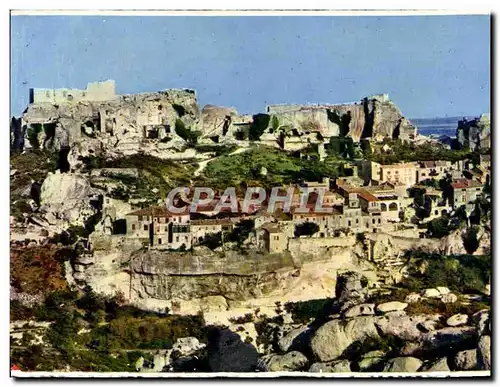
(125, 206, 191, 249)
(450, 179, 483, 209)
(368, 161, 417, 188)
(256, 223, 287, 253)
(190, 218, 234, 244)
(416, 160, 452, 183)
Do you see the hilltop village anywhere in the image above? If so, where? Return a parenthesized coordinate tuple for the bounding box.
(10, 81, 491, 374)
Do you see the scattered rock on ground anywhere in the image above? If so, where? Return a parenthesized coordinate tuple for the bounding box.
(441, 293, 458, 304)
(344, 303, 375, 318)
(446, 314, 469, 327)
(376, 301, 408, 313)
(422, 288, 441, 298)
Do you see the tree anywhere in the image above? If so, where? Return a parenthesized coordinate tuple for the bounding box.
(294, 221, 320, 237)
(248, 114, 270, 141)
(228, 219, 255, 246)
(426, 217, 451, 238)
(462, 226, 480, 254)
(175, 119, 200, 145)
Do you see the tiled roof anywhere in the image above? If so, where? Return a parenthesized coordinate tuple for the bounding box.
(191, 218, 234, 226)
(127, 206, 190, 217)
(451, 179, 482, 189)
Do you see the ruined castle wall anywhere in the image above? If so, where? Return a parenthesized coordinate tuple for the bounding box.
(31, 80, 116, 104)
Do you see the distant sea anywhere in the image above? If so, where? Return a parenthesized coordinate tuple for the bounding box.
(410, 117, 462, 138)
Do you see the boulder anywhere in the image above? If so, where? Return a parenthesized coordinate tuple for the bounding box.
(375, 315, 429, 341)
(358, 350, 386, 371)
(446, 314, 468, 327)
(441, 293, 458, 304)
(421, 327, 477, 353)
(376, 302, 408, 314)
(405, 293, 421, 303)
(436, 287, 450, 295)
(476, 335, 491, 370)
(310, 316, 379, 362)
(472, 310, 490, 335)
(309, 359, 351, 373)
(453, 349, 477, 371)
(335, 271, 369, 303)
(278, 326, 311, 353)
(258, 351, 308, 372)
(422, 288, 441, 298)
(384, 311, 407, 317)
(173, 337, 205, 357)
(421, 357, 450, 372)
(417, 320, 439, 333)
(344, 303, 375, 318)
(206, 328, 259, 372)
(383, 357, 423, 373)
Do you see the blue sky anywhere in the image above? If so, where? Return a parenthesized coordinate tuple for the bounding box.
(11, 15, 490, 118)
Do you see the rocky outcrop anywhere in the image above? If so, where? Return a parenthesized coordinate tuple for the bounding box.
(39, 171, 100, 228)
(22, 88, 200, 168)
(266, 94, 417, 144)
(456, 114, 490, 151)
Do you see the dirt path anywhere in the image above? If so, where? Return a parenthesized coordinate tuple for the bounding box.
(193, 146, 250, 177)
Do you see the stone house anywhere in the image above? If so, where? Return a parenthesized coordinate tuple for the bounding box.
(256, 223, 287, 253)
(450, 179, 483, 209)
(424, 188, 450, 220)
(368, 161, 417, 188)
(416, 160, 452, 183)
(125, 206, 191, 249)
(190, 218, 234, 245)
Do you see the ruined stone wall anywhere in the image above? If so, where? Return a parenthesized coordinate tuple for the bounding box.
(31, 80, 116, 104)
(287, 235, 356, 253)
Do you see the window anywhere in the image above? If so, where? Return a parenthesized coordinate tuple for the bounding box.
(348, 220, 351, 227)
(356, 219, 359, 224)
(176, 236, 179, 242)
(435, 210, 438, 215)
(143, 225, 148, 231)
(378, 218, 381, 224)
(138, 216, 143, 221)
(185, 236, 188, 241)
(158, 238, 162, 244)
(165, 227, 168, 232)
(372, 219, 375, 224)
(132, 224, 136, 231)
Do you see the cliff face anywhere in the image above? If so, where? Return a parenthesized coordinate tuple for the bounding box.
(456, 114, 491, 151)
(265, 94, 417, 145)
(17, 88, 418, 168)
(20, 89, 201, 168)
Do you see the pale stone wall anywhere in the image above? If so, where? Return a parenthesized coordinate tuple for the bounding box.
(287, 235, 356, 253)
(32, 80, 116, 104)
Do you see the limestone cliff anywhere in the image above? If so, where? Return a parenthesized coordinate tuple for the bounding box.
(264, 94, 417, 147)
(20, 89, 200, 168)
(456, 114, 491, 151)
